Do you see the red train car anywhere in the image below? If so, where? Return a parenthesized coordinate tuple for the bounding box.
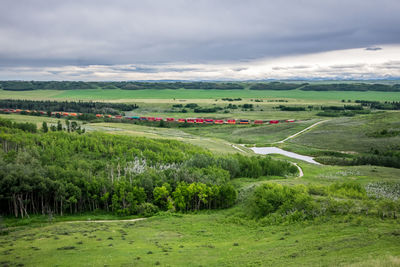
(215, 120, 224, 124)
(269, 120, 279, 124)
(227, 119, 236, 124)
(254, 120, 263, 124)
(166, 118, 175, 122)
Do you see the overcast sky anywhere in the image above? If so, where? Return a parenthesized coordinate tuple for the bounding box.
(1, 0, 400, 80)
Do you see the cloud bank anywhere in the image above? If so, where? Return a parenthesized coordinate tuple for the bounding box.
(0, 0, 399, 80)
(1, 45, 399, 81)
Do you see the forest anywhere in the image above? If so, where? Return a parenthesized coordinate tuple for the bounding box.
(0, 118, 297, 218)
(301, 83, 400, 92)
(0, 99, 138, 115)
(0, 81, 245, 91)
(1, 80, 400, 91)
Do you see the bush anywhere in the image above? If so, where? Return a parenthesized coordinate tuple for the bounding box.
(248, 183, 313, 219)
(308, 185, 327, 196)
(136, 203, 159, 217)
(329, 182, 367, 199)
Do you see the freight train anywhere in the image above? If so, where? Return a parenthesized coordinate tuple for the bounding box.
(0, 108, 295, 124)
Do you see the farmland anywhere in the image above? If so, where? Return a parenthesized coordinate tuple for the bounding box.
(1, 88, 400, 101)
(1, 86, 400, 266)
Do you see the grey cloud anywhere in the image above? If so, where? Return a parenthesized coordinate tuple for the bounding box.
(1, 0, 400, 71)
(330, 64, 366, 69)
(365, 47, 383, 51)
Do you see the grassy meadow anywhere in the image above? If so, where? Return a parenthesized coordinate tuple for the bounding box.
(1, 212, 399, 267)
(283, 111, 400, 153)
(2, 88, 400, 101)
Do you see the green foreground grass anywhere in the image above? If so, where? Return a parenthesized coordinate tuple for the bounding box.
(1, 212, 399, 267)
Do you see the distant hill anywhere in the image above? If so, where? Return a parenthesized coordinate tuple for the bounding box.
(0, 80, 399, 92)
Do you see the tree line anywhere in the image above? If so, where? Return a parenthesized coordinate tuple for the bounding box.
(0, 119, 297, 218)
(301, 83, 400, 92)
(355, 100, 400, 110)
(1, 81, 400, 91)
(0, 81, 245, 91)
(0, 99, 138, 114)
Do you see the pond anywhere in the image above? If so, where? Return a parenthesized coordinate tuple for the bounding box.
(250, 147, 321, 165)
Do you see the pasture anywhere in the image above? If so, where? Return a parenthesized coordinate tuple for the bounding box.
(1, 88, 400, 101)
(1, 212, 399, 267)
(285, 111, 400, 153)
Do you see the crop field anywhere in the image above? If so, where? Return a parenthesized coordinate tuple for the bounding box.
(2, 88, 400, 101)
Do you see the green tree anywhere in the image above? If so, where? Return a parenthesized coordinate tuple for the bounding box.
(153, 185, 170, 210)
(42, 121, 48, 133)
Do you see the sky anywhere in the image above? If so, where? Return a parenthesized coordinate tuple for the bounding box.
(0, 0, 400, 81)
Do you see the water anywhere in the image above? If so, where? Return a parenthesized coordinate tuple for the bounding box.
(250, 147, 321, 165)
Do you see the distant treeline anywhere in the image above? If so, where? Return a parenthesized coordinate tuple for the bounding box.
(0, 99, 138, 114)
(249, 82, 307, 90)
(1, 81, 400, 91)
(355, 100, 400, 110)
(301, 83, 400, 92)
(254, 82, 400, 92)
(0, 81, 244, 91)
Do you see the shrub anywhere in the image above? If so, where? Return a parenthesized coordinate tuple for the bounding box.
(248, 183, 313, 219)
(136, 203, 159, 217)
(329, 182, 367, 199)
(308, 185, 327, 196)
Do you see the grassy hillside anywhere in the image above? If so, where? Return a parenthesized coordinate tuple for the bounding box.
(287, 112, 400, 153)
(1, 213, 399, 267)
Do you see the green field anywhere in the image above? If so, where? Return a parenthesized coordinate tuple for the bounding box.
(286, 111, 400, 153)
(2, 89, 400, 101)
(1, 212, 399, 267)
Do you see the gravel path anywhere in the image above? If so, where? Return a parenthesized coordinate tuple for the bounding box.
(275, 120, 329, 143)
(292, 162, 304, 178)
